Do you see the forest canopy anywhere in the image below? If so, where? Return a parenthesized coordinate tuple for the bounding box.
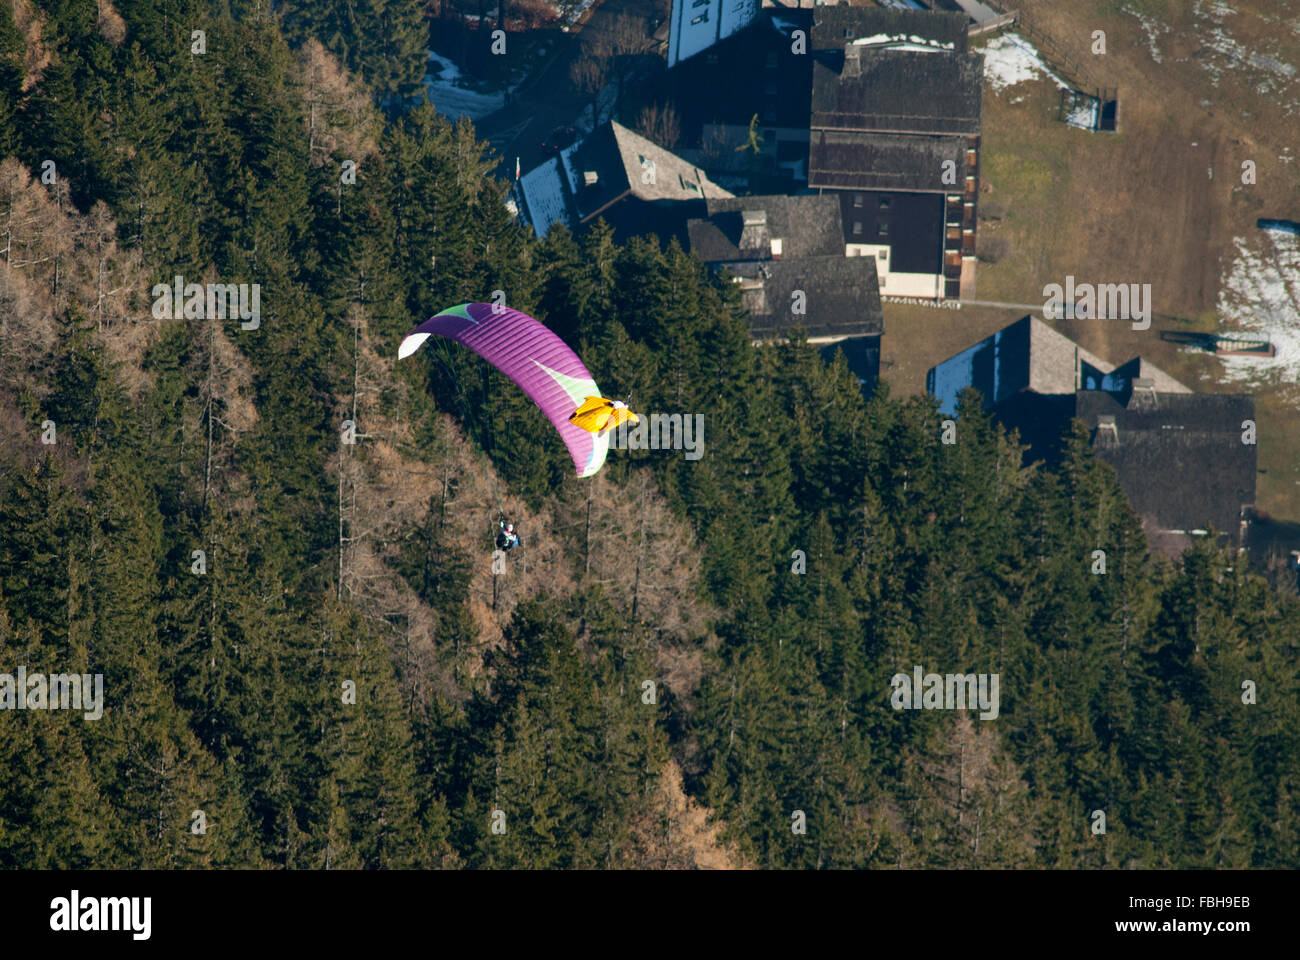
(0, 1, 1295, 870)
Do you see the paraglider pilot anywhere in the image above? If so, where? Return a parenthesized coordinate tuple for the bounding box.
(568, 395, 640, 435)
(496, 520, 519, 551)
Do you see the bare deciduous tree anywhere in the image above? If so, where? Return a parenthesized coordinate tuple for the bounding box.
(635, 102, 680, 150)
(298, 39, 380, 169)
(570, 52, 611, 123)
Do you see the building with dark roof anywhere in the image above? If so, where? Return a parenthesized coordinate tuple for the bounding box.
(926, 316, 1258, 555)
(652, 6, 983, 298)
(1075, 390, 1257, 555)
(809, 6, 971, 54)
(686, 194, 883, 389)
(809, 131, 966, 192)
(719, 257, 882, 342)
(807, 7, 982, 299)
(515, 121, 733, 243)
(686, 195, 845, 261)
(809, 46, 983, 135)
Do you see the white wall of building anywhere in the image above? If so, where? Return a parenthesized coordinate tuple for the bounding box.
(667, 0, 760, 68)
(846, 243, 942, 298)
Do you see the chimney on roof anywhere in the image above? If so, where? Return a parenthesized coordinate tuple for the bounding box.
(1129, 377, 1157, 410)
(843, 43, 862, 78)
(1094, 415, 1119, 447)
(583, 170, 598, 187)
(740, 209, 770, 257)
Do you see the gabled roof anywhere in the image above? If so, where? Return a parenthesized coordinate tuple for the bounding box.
(1098, 357, 1194, 396)
(1076, 390, 1257, 546)
(927, 315, 1190, 416)
(516, 122, 732, 238)
(809, 131, 967, 191)
(686, 194, 845, 262)
(572, 122, 733, 222)
(811, 47, 984, 135)
(719, 256, 883, 340)
(810, 7, 970, 53)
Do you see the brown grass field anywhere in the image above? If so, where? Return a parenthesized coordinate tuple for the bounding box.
(880, 0, 1300, 520)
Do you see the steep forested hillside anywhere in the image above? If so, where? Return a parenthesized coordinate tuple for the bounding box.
(0, 1, 1296, 869)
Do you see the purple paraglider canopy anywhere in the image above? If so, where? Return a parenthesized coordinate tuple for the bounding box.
(399, 303, 609, 477)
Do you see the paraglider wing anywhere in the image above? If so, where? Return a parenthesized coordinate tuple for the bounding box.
(399, 303, 609, 477)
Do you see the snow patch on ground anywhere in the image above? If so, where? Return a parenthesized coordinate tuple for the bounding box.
(1177, 3, 1300, 113)
(981, 34, 1103, 128)
(423, 51, 506, 122)
(1064, 98, 1099, 129)
(1209, 234, 1300, 399)
(1124, 5, 1170, 64)
(980, 33, 1068, 95)
(1248, 52, 1296, 77)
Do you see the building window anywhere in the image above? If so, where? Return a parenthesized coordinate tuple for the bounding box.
(852, 222, 863, 236)
(879, 198, 890, 209)
(877, 250, 887, 260)
(878, 222, 889, 237)
(853, 194, 864, 208)
(693, 0, 709, 6)
(691, 11, 708, 24)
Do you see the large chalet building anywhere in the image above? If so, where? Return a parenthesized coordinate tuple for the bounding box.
(928, 316, 1259, 556)
(657, 6, 983, 300)
(809, 8, 982, 299)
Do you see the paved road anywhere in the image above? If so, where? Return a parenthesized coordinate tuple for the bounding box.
(958, 299, 1185, 326)
(957, 298, 1051, 312)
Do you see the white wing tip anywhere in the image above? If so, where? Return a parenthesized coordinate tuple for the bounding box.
(398, 332, 430, 359)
